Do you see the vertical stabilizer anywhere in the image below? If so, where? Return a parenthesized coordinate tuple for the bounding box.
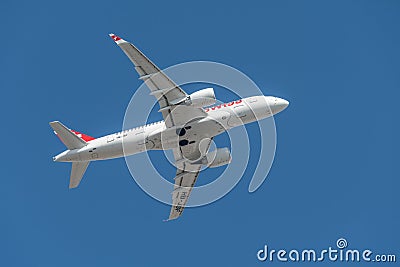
(49, 121, 87, 150)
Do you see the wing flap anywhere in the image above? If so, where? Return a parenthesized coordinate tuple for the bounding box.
(167, 137, 213, 221)
(168, 170, 200, 220)
(109, 33, 207, 128)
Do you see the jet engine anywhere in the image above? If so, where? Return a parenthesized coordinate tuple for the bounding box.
(188, 88, 216, 108)
(204, 147, 232, 168)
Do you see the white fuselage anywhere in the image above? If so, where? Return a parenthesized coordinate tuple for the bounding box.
(53, 96, 288, 162)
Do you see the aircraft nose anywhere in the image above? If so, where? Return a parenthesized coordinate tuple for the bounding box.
(273, 97, 289, 113)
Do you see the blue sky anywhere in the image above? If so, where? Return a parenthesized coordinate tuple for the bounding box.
(1, 0, 399, 266)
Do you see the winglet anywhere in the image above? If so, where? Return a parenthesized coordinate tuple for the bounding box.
(109, 33, 126, 44)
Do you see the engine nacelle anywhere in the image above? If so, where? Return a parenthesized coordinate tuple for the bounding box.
(204, 147, 231, 168)
(188, 88, 216, 108)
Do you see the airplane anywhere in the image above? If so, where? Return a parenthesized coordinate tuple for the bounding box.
(50, 33, 289, 220)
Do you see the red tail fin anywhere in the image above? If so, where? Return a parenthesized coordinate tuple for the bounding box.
(70, 130, 95, 142)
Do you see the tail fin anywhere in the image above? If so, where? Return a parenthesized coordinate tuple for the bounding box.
(70, 161, 90, 188)
(69, 130, 95, 142)
(49, 121, 93, 150)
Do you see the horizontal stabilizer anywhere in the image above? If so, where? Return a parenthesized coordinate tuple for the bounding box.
(70, 161, 90, 188)
(49, 121, 87, 150)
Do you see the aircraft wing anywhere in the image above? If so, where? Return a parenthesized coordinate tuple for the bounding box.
(168, 137, 213, 220)
(109, 34, 207, 127)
